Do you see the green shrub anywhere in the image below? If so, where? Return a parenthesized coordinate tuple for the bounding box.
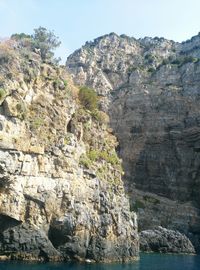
(148, 67, 156, 73)
(87, 149, 120, 166)
(181, 56, 199, 64)
(30, 117, 44, 130)
(16, 101, 27, 119)
(171, 59, 181, 65)
(127, 66, 137, 74)
(143, 195, 160, 204)
(0, 88, 6, 100)
(145, 53, 155, 64)
(79, 86, 98, 111)
(162, 59, 170, 65)
(87, 150, 99, 162)
(63, 80, 68, 87)
(165, 83, 173, 87)
(11, 33, 31, 40)
(171, 56, 199, 67)
(131, 200, 145, 212)
(79, 154, 92, 168)
(64, 134, 71, 145)
(91, 110, 109, 124)
(53, 79, 61, 89)
(106, 152, 120, 165)
(11, 27, 61, 62)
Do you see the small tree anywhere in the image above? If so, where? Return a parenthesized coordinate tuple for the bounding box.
(79, 86, 98, 111)
(11, 27, 61, 63)
(31, 26, 61, 61)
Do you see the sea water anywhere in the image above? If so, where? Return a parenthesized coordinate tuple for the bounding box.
(0, 253, 199, 270)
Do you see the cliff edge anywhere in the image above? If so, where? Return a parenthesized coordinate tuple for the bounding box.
(0, 37, 139, 262)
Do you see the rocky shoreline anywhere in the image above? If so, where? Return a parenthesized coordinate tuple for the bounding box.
(0, 30, 200, 262)
(140, 227, 195, 254)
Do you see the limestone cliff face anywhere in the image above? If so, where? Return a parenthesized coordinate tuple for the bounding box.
(66, 32, 200, 252)
(140, 227, 195, 254)
(0, 40, 139, 262)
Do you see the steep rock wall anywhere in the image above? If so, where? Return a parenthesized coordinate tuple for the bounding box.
(66, 32, 200, 252)
(0, 40, 139, 262)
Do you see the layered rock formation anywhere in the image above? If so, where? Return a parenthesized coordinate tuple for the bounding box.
(140, 227, 195, 254)
(0, 40, 139, 262)
(66, 32, 200, 252)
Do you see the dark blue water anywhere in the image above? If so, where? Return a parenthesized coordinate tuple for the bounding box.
(0, 254, 199, 270)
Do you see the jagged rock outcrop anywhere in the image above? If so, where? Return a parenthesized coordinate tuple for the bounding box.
(140, 227, 195, 254)
(66, 32, 200, 252)
(0, 39, 139, 262)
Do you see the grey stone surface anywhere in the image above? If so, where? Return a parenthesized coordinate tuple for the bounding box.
(140, 227, 195, 254)
(0, 43, 139, 262)
(66, 32, 200, 253)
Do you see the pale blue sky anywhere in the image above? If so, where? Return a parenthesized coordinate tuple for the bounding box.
(0, 0, 200, 61)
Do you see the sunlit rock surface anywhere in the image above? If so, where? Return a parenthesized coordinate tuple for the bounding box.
(67, 32, 200, 252)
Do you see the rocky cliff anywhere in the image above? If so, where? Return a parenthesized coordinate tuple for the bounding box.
(0, 39, 139, 262)
(140, 227, 195, 254)
(66, 32, 200, 252)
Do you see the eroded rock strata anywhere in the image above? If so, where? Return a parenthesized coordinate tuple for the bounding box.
(66, 32, 200, 252)
(0, 40, 139, 262)
(140, 227, 195, 254)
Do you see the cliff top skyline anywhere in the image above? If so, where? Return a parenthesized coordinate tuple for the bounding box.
(0, 0, 200, 61)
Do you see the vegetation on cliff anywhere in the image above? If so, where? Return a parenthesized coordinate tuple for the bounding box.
(11, 26, 61, 62)
(0, 29, 139, 262)
(66, 32, 200, 253)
